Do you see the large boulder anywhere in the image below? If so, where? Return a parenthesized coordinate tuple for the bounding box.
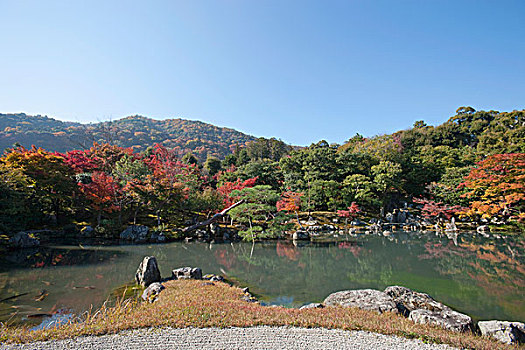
(478, 320, 525, 344)
(172, 267, 202, 280)
(120, 225, 149, 243)
(409, 309, 473, 333)
(141, 282, 164, 303)
(384, 286, 448, 316)
(135, 256, 161, 286)
(323, 289, 398, 314)
(9, 232, 40, 248)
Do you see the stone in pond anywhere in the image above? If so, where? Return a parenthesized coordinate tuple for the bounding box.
(120, 225, 149, 243)
(292, 231, 309, 240)
(135, 256, 161, 287)
(9, 232, 40, 248)
(323, 289, 398, 314)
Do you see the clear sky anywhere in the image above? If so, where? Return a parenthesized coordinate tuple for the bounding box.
(1, 0, 524, 146)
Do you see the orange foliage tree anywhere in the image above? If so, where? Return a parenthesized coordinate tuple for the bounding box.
(460, 153, 525, 222)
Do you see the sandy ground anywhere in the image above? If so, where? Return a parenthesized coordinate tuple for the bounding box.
(1, 326, 457, 350)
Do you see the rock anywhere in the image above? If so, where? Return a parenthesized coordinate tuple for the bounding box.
(210, 222, 220, 236)
(135, 256, 161, 287)
(350, 219, 365, 226)
(9, 232, 40, 248)
(150, 231, 166, 243)
(80, 226, 94, 237)
(477, 225, 490, 233)
(141, 282, 164, 302)
(292, 231, 309, 240)
(409, 309, 473, 333)
(323, 289, 398, 314)
(242, 295, 258, 303)
(203, 274, 225, 282)
(120, 225, 149, 243)
(384, 286, 448, 316)
(478, 320, 525, 344)
(397, 211, 407, 224)
(300, 303, 324, 310)
(172, 267, 202, 280)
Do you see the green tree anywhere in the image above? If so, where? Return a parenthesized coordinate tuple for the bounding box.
(228, 185, 281, 241)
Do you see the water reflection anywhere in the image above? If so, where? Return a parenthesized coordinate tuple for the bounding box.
(0, 231, 523, 326)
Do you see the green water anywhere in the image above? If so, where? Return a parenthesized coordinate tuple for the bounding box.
(0, 231, 523, 326)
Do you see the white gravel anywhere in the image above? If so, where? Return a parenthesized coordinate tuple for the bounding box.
(1, 326, 457, 350)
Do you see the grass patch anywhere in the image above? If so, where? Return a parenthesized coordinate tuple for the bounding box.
(0, 280, 519, 349)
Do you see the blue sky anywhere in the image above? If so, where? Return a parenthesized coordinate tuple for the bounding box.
(1, 0, 524, 146)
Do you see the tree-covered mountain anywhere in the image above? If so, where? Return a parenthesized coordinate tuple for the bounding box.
(0, 107, 523, 237)
(0, 113, 260, 161)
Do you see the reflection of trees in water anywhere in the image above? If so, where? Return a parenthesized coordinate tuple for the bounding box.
(1, 235, 523, 324)
(416, 234, 524, 319)
(1, 247, 124, 270)
(219, 234, 524, 320)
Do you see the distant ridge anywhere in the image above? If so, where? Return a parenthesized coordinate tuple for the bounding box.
(0, 113, 259, 161)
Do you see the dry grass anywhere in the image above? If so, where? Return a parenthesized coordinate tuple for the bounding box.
(0, 280, 521, 349)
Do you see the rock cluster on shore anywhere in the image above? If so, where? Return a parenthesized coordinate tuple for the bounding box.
(319, 286, 524, 344)
(134, 256, 524, 345)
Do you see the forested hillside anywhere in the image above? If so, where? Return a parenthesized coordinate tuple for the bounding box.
(0, 107, 524, 238)
(0, 114, 259, 161)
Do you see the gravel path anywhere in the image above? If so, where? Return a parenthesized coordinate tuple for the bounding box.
(2, 326, 457, 350)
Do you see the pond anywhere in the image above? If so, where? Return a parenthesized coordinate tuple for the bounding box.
(1, 231, 524, 327)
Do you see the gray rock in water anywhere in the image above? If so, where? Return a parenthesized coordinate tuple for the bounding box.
(9, 232, 40, 248)
(292, 231, 309, 240)
(141, 282, 164, 303)
(478, 320, 525, 344)
(384, 286, 448, 316)
(300, 303, 324, 310)
(172, 267, 202, 280)
(323, 289, 398, 314)
(135, 256, 161, 286)
(409, 309, 473, 333)
(120, 225, 149, 243)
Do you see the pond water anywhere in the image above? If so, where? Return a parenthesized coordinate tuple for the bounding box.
(1, 231, 524, 327)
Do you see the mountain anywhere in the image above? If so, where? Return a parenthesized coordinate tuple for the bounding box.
(0, 113, 259, 161)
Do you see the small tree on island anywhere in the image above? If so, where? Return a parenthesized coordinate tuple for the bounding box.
(228, 185, 280, 242)
(337, 202, 360, 233)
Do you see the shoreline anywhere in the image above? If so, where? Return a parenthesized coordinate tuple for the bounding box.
(0, 280, 517, 349)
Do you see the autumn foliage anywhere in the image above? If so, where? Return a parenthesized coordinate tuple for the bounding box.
(412, 198, 465, 220)
(276, 191, 303, 213)
(337, 202, 360, 219)
(460, 153, 525, 221)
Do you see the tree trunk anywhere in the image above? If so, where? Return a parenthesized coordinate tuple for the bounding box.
(183, 200, 245, 234)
